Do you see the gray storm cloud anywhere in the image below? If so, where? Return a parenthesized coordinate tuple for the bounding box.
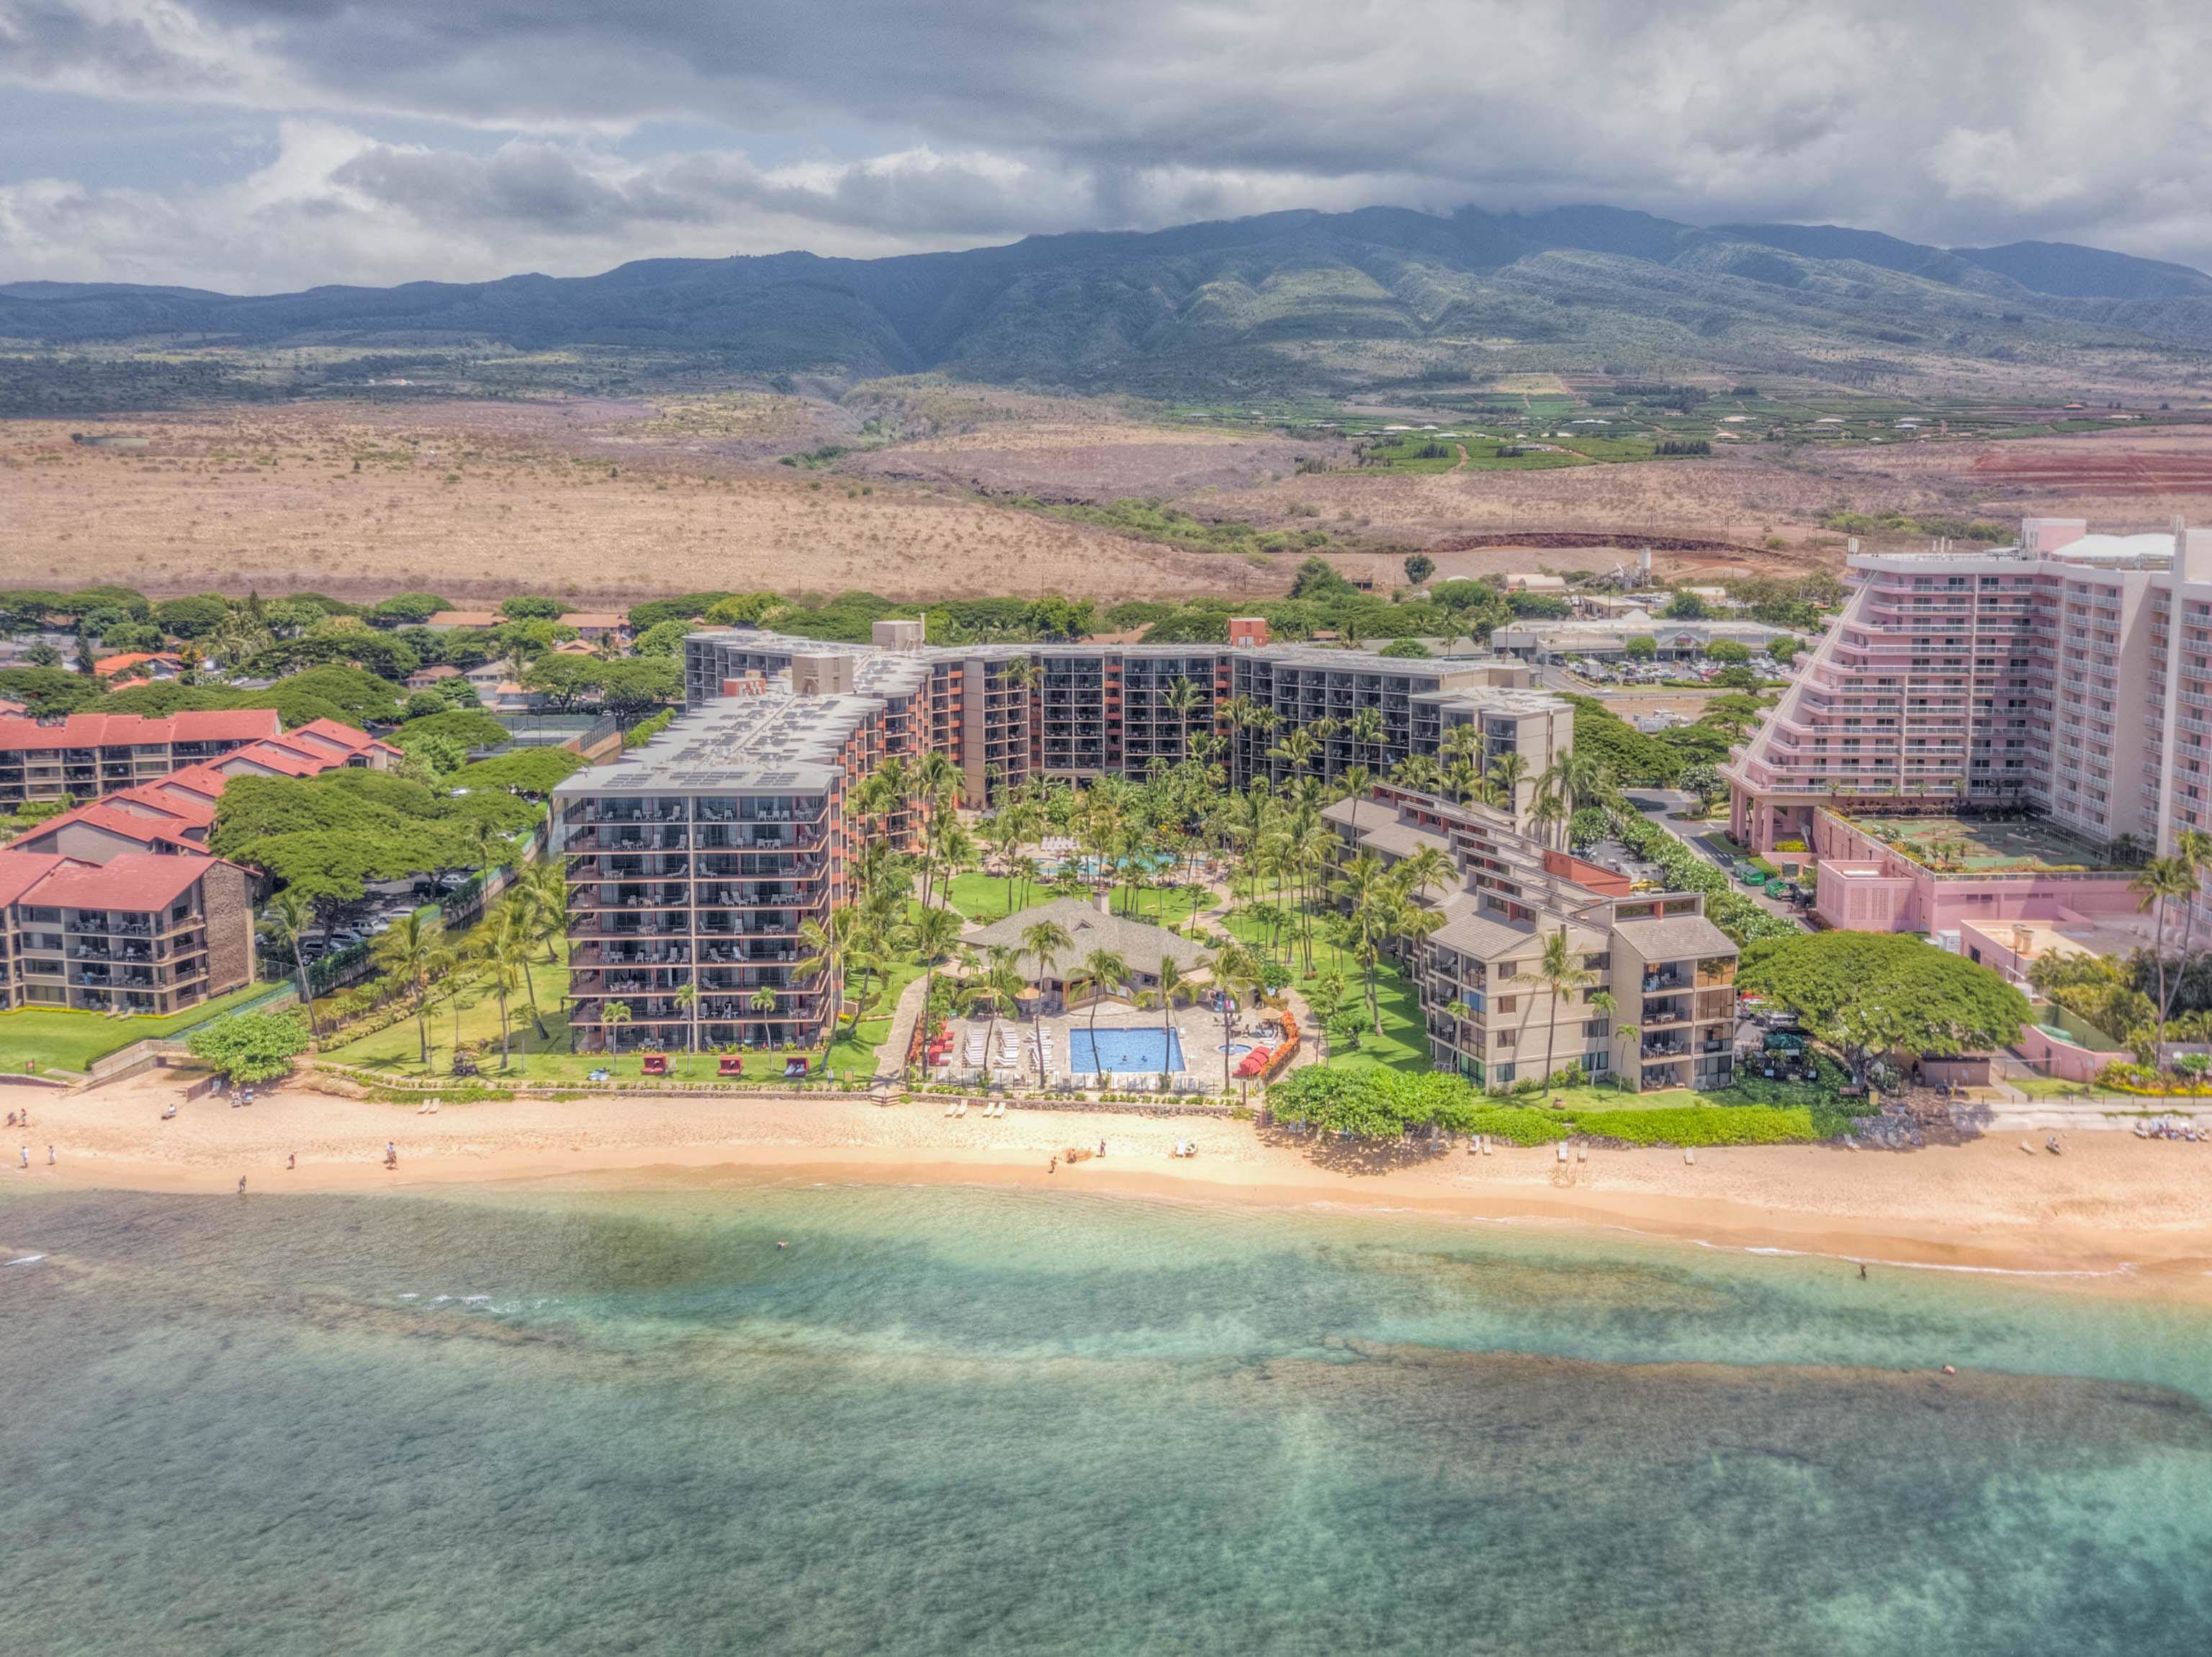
(4, 0, 2212, 289)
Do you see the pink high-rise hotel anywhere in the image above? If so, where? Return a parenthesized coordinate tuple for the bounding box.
(1725, 517, 2212, 934)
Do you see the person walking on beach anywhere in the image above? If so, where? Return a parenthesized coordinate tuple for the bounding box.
(1049, 1155, 1058, 1175)
(46, 1146, 54, 1167)
(17, 1146, 26, 1170)
(237, 1176, 246, 1196)
(287, 1153, 296, 1171)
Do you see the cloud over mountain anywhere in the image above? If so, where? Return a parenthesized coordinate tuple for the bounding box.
(5, 0, 2212, 290)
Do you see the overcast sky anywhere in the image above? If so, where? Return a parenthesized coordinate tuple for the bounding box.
(4, 0, 2211, 292)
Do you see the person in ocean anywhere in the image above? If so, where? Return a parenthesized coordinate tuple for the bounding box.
(237, 1176, 246, 1195)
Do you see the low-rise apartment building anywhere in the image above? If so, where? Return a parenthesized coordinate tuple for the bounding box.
(0, 709, 282, 808)
(1327, 785, 1738, 1092)
(0, 850, 256, 1015)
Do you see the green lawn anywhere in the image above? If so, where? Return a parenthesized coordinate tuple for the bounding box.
(946, 871, 1211, 929)
(1221, 907, 1429, 1074)
(2, 982, 288, 1074)
(318, 941, 924, 1087)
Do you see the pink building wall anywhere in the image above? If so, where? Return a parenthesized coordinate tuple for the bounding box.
(1811, 813, 2141, 935)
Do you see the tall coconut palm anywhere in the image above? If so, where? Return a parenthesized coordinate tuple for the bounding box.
(601, 999, 633, 1054)
(1161, 675, 1206, 760)
(2165, 828, 2212, 1027)
(1149, 955, 1189, 1079)
(748, 984, 779, 1046)
(1514, 929, 1596, 1092)
(1201, 939, 1265, 1094)
(1020, 917, 1074, 1081)
(904, 904, 966, 1069)
(2132, 854, 2197, 1067)
(1346, 706, 1386, 771)
(796, 905, 863, 1039)
(262, 886, 321, 1040)
(673, 981, 697, 1076)
(372, 912, 446, 1065)
(1332, 850, 1395, 1035)
(1070, 948, 1132, 1076)
(1485, 751, 1531, 822)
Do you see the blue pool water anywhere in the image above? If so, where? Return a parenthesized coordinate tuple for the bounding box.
(1069, 1025, 1184, 1073)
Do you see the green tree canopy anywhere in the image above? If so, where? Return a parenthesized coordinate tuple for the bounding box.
(186, 1010, 311, 1084)
(451, 748, 588, 796)
(0, 667, 104, 714)
(365, 593, 451, 629)
(500, 595, 567, 620)
(1737, 933, 2031, 1083)
(1623, 635, 1658, 660)
(1703, 638, 1751, 663)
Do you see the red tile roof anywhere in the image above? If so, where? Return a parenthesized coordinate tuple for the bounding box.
(9, 799, 207, 855)
(0, 709, 281, 751)
(0, 852, 69, 907)
(26, 852, 225, 912)
(94, 652, 185, 678)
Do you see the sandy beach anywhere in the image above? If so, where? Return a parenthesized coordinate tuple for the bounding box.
(7, 1072, 2211, 1295)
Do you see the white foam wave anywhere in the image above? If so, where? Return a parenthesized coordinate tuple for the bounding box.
(4, 1254, 45, 1266)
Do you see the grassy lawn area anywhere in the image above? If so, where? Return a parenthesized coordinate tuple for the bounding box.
(318, 941, 925, 1087)
(2, 982, 287, 1073)
(946, 871, 1211, 929)
(1221, 907, 1429, 1074)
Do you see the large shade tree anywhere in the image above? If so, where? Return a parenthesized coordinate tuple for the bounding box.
(1736, 933, 2031, 1085)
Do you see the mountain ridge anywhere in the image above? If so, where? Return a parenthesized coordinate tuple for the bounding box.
(7, 203, 2208, 396)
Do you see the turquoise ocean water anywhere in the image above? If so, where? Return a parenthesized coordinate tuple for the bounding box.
(3, 1178, 2210, 1655)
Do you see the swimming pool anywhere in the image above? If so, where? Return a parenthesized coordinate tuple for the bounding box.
(1069, 1027, 1185, 1074)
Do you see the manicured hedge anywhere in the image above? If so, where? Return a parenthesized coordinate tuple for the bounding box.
(1576, 1105, 1820, 1146)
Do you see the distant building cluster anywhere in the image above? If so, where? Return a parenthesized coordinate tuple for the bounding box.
(0, 713, 395, 1018)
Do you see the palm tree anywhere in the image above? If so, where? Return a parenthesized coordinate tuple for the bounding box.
(1395, 845, 1455, 909)
(2164, 827, 2212, 1028)
(518, 861, 569, 963)
(262, 886, 320, 1041)
(748, 984, 779, 1046)
(1069, 947, 1133, 1074)
(904, 904, 966, 1070)
(961, 947, 1027, 1077)
(1161, 675, 1206, 760)
(1485, 752, 1531, 822)
(373, 912, 446, 1066)
(1588, 987, 1618, 1083)
(674, 981, 697, 1076)
(1148, 954, 1189, 1079)
(1514, 930, 1596, 1092)
(1202, 939, 1265, 1094)
(796, 906, 862, 1039)
(489, 892, 552, 1037)
(1334, 765, 1374, 838)
(470, 818, 510, 907)
(1267, 725, 1321, 782)
(2132, 854, 2197, 1067)
(601, 998, 633, 1054)
(1346, 706, 1386, 772)
(1530, 786, 1565, 850)
(1020, 917, 1074, 1081)
(469, 923, 523, 1072)
(1333, 850, 1396, 1035)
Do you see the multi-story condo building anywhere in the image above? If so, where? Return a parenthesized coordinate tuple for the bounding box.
(0, 709, 285, 808)
(562, 625, 1579, 1055)
(0, 850, 256, 1015)
(1726, 518, 2212, 860)
(1326, 785, 1738, 1092)
(683, 624, 1573, 807)
(554, 688, 884, 1055)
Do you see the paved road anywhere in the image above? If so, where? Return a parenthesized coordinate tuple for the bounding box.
(1623, 788, 1809, 928)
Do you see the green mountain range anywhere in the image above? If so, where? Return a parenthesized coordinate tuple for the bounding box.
(9, 205, 2210, 397)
